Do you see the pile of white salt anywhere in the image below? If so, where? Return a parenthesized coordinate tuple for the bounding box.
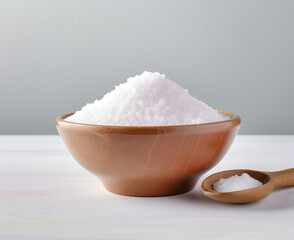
(66, 71, 229, 126)
(213, 173, 263, 192)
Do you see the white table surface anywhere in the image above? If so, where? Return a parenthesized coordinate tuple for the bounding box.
(0, 135, 293, 240)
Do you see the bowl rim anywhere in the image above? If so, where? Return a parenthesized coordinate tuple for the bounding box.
(56, 110, 241, 129)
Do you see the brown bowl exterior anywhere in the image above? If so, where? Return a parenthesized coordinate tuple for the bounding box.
(56, 111, 240, 197)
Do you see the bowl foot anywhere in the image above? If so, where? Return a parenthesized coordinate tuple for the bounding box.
(101, 177, 198, 197)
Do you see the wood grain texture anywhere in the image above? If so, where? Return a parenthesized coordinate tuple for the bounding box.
(269, 168, 294, 189)
(0, 135, 294, 239)
(56, 111, 240, 196)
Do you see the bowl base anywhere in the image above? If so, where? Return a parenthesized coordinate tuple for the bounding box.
(101, 177, 198, 197)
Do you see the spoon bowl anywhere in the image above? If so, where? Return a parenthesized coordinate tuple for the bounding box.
(201, 168, 294, 203)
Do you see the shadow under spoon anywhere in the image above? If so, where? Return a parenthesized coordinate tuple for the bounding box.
(201, 168, 294, 203)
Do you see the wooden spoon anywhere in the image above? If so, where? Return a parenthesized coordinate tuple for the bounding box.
(201, 168, 294, 203)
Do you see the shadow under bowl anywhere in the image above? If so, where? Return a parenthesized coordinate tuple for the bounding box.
(56, 111, 241, 197)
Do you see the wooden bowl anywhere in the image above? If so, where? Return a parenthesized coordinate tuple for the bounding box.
(56, 111, 240, 197)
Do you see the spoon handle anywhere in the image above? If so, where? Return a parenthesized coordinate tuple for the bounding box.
(267, 168, 294, 189)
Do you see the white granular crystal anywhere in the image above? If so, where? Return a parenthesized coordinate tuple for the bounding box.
(213, 173, 263, 192)
(66, 71, 229, 126)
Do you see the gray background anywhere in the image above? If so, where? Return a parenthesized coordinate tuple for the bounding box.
(1, 0, 293, 134)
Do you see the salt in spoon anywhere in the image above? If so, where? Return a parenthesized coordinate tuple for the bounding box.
(201, 168, 294, 203)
